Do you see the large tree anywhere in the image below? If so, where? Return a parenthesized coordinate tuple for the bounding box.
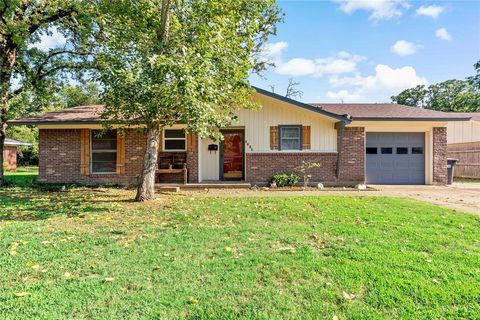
(391, 60, 480, 112)
(0, 0, 97, 185)
(95, 0, 281, 201)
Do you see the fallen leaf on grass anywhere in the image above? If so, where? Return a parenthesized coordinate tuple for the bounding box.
(342, 291, 356, 301)
(432, 279, 440, 285)
(188, 297, 198, 305)
(15, 292, 29, 297)
(104, 277, 115, 282)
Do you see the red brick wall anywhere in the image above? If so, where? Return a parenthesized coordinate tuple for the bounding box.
(3, 146, 17, 171)
(337, 126, 365, 182)
(433, 127, 447, 185)
(245, 152, 337, 185)
(39, 129, 146, 185)
(39, 129, 200, 185)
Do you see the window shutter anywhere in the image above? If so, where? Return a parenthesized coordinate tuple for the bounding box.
(116, 133, 126, 175)
(302, 126, 311, 150)
(80, 129, 91, 175)
(187, 133, 197, 152)
(158, 131, 163, 152)
(270, 126, 278, 150)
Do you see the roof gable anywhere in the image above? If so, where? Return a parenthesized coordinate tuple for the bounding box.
(253, 87, 351, 123)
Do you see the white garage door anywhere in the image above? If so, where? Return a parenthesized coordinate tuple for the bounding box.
(366, 133, 425, 185)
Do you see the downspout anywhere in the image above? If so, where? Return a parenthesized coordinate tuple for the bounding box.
(335, 121, 346, 180)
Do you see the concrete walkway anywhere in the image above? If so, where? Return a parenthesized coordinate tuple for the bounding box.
(180, 183, 480, 214)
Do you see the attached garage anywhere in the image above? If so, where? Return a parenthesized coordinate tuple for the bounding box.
(366, 133, 425, 184)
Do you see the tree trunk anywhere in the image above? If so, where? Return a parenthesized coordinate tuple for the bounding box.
(0, 83, 10, 186)
(135, 122, 161, 201)
(0, 42, 17, 186)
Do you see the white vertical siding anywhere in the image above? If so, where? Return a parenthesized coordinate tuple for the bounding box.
(233, 94, 338, 153)
(200, 138, 220, 181)
(448, 120, 480, 144)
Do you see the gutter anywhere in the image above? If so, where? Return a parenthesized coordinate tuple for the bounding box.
(348, 117, 472, 122)
(334, 121, 346, 180)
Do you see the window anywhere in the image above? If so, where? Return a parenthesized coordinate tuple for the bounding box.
(164, 129, 186, 151)
(366, 147, 378, 154)
(412, 147, 424, 154)
(279, 125, 302, 151)
(91, 130, 117, 173)
(381, 147, 393, 154)
(396, 147, 409, 154)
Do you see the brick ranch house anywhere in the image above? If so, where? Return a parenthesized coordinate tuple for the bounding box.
(10, 87, 471, 186)
(3, 138, 32, 171)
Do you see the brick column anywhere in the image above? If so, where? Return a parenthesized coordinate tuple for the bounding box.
(186, 136, 199, 183)
(433, 127, 447, 185)
(336, 126, 365, 183)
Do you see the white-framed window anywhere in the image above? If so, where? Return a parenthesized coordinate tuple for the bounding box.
(279, 125, 302, 151)
(91, 130, 117, 173)
(163, 129, 187, 151)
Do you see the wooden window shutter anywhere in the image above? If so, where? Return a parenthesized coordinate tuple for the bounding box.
(270, 126, 278, 150)
(158, 130, 163, 153)
(80, 129, 91, 175)
(302, 126, 311, 150)
(116, 133, 126, 175)
(187, 133, 197, 152)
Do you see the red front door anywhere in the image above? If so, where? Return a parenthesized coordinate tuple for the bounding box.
(221, 131, 244, 180)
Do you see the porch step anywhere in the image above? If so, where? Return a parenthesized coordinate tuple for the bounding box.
(155, 182, 252, 191)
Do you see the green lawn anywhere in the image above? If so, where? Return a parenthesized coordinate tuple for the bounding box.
(0, 172, 479, 319)
(4, 166, 39, 187)
(456, 178, 480, 183)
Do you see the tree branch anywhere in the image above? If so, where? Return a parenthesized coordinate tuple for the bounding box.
(27, 7, 76, 35)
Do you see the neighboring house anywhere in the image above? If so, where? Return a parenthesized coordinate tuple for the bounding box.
(3, 138, 32, 171)
(447, 113, 480, 178)
(9, 87, 470, 186)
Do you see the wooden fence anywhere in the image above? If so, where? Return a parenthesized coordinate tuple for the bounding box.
(447, 141, 480, 178)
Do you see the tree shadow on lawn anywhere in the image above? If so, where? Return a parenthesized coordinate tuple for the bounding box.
(0, 188, 125, 221)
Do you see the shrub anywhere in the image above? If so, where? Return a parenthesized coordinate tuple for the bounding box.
(269, 172, 299, 187)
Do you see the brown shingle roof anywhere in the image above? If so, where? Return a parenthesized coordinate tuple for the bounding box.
(9, 93, 473, 126)
(9, 105, 105, 125)
(309, 103, 472, 121)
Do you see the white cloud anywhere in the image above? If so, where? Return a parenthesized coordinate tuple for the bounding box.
(260, 41, 289, 65)
(328, 64, 427, 101)
(416, 5, 445, 19)
(32, 28, 67, 51)
(332, 0, 410, 21)
(435, 28, 452, 41)
(391, 40, 421, 56)
(277, 58, 316, 77)
(275, 51, 365, 77)
(326, 89, 365, 102)
(363, 64, 427, 91)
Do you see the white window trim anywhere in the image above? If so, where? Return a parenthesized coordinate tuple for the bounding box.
(163, 129, 187, 152)
(279, 125, 302, 151)
(90, 130, 117, 174)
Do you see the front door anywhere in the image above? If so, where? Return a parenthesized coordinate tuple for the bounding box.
(220, 130, 244, 180)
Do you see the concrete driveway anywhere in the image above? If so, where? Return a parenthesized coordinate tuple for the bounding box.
(368, 183, 480, 214)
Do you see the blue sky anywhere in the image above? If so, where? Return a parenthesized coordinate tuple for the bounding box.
(251, 0, 480, 102)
